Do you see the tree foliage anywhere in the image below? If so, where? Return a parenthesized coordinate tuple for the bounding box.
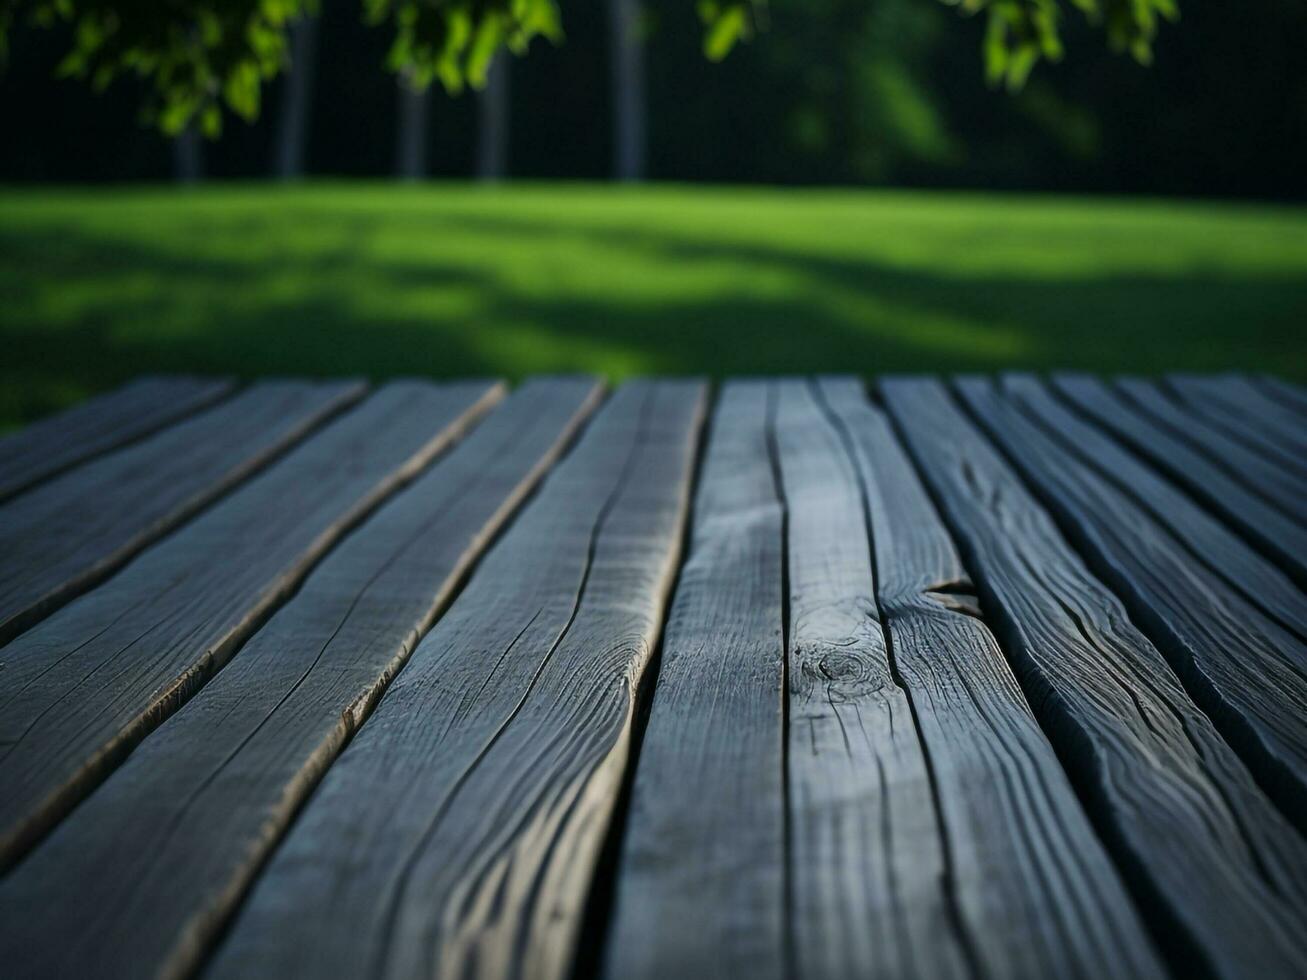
(0, 0, 1177, 135)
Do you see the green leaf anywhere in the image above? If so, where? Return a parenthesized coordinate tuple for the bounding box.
(703, 3, 748, 61)
(0, 0, 1182, 136)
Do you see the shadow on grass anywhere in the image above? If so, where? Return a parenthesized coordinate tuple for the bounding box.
(1, 209, 1304, 425)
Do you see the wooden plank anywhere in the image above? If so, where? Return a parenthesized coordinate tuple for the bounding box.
(1168, 373, 1307, 466)
(924, 376, 1307, 977)
(207, 380, 705, 980)
(0, 380, 502, 869)
(1001, 375, 1307, 642)
(775, 378, 969, 980)
(1115, 377, 1305, 523)
(961, 376, 1307, 826)
(1052, 374, 1307, 585)
(0, 376, 234, 502)
(817, 377, 1165, 979)
(0, 378, 602, 980)
(602, 380, 785, 980)
(0, 380, 364, 646)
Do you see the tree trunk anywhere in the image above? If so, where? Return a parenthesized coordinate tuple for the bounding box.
(609, 0, 646, 181)
(173, 125, 203, 184)
(476, 54, 511, 181)
(395, 75, 429, 180)
(272, 16, 320, 179)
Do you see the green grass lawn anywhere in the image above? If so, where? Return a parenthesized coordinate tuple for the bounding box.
(2, 182, 1305, 427)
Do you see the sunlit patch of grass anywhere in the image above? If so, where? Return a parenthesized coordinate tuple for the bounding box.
(0, 181, 1304, 427)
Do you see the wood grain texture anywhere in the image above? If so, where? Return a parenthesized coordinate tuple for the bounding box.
(0, 380, 364, 646)
(1115, 377, 1306, 521)
(961, 376, 1307, 828)
(602, 381, 785, 980)
(818, 376, 1165, 980)
(207, 380, 705, 980)
(0, 380, 502, 869)
(910, 376, 1307, 978)
(0, 379, 601, 980)
(776, 378, 968, 980)
(1052, 374, 1307, 585)
(1167, 373, 1307, 468)
(0, 376, 235, 502)
(1001, 375, 1307, 642)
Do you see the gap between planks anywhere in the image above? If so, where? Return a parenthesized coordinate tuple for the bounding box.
(0, 381, 504, 870)
(0, 378, 604, 980)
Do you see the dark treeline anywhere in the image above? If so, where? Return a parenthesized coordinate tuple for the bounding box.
(2, 0, 1304, 199)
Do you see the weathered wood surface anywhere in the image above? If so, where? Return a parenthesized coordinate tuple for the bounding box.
(1000, 375, 1307, 643)
(0, 379, 601, 980)
(887, 377, 1307, 977)
(208, 380, 704, 980)
(0, 380, 363, 646)
(961, 377, 1307, 827)
(0, 372, 1304, 980)
(777, 378, 970, 979)
(1167, 373, 1307, 467)
(819, 377, 1165, 979)
(602, 381, 786, 980)
(0, 376, 234, 502)
(1052, 374, 1307, 585)
(0, 380, 501, 869)
(1115, 377, 1306, 521)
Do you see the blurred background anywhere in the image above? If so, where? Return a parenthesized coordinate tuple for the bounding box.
(2, 0, 1305, 427)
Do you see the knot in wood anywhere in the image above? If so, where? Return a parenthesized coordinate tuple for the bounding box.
(817, 653, 865, 682)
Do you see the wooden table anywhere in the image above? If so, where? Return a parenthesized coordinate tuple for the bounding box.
(0, 374, 1304, 980)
